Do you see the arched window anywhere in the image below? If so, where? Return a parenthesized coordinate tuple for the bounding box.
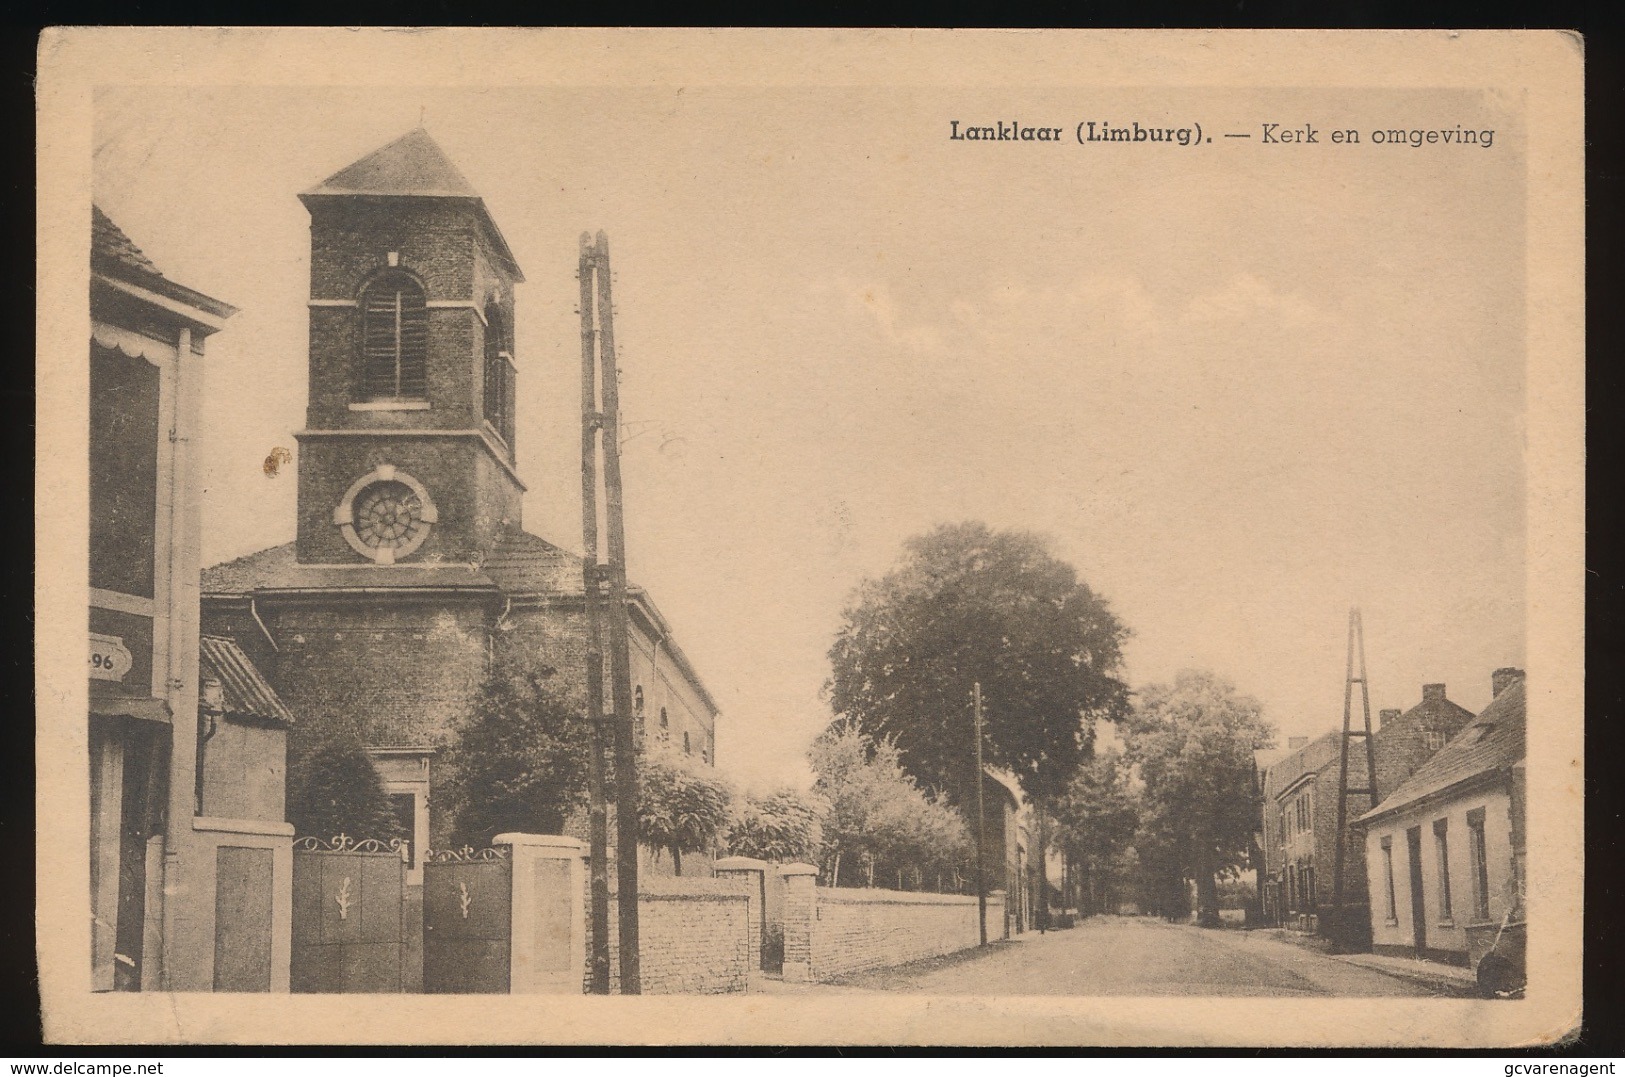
(659, 707, 668, 730)
(633, 686, 644, 716)
(682, 731, 691, 755)
(360, 271, 427, 400)
(482, 301, 514, 443)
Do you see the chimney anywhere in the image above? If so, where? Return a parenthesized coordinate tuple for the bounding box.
(1492, 667, 1526, 697)
(1422, 683, 1447, 703)
(1379, 708, 1401, 729)
(1288, 736, 1308, 750)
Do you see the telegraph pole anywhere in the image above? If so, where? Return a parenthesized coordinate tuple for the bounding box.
(578, 236, 611, 994)
(579, 231, 641, 993)
(974, 682, 988, 946)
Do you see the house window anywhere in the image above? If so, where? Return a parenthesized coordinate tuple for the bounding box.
(634, 686, 644, 717)
(1433, 818, 1453, 921)
(1380, 836, 1397, 921)
(360, 271, 427, 400)
(90, 342, 160, 599)
(659, 707, 669, 742)
(1423, 731, 1446, 751)
(1467, 808, 1490, 922)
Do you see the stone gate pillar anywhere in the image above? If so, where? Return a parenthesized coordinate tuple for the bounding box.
(989, 889, 1008, 940)
(779, 863, 818, 983)
(714, 855, 769, 979)
(494, 834, 586, 993)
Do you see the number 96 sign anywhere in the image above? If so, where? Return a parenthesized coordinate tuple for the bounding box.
(89, 633, 132, 682)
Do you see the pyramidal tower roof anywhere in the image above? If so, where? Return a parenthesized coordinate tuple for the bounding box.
(303, 127, 479, 198)
(299, 127, 523, 279)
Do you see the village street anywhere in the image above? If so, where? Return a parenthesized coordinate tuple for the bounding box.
(765, 916, 1472, 998)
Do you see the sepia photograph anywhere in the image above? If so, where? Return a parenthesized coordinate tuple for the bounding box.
(35, 28, 1584, 1047)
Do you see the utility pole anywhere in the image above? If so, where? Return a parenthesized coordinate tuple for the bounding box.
(1331, 607, 1379, 948)
(578, 231, 641, 993)
(578, 236, 610, 994)
(973, 682, 988, 946)
(1035, 802, 1048, 934)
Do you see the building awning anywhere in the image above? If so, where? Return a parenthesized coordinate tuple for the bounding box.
(89, 695, 171, 724)
(200, 635, 295, 725)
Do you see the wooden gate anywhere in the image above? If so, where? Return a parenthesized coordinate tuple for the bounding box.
(291, 836, 408, 993)
(422, 846, 512, 993)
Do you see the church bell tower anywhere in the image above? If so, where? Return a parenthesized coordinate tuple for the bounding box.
(293, 128, 526, 566)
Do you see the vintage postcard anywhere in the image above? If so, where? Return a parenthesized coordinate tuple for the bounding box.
(35, 28, 1584, 1046)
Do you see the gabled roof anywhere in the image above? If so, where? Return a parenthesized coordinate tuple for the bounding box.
(93, 205, 162, 278)
(481, 528, 590, 594)
(298, 128, 523, 281)
(92, 205, 238, 326)
(982, 767, 1024, 809)
(201, 539, 504, 595)
(1261, 729, 1341, 800)
(201, 635, 295, 724)
(1358, 679, 1526, 825)
(202, 530, 720, 717)
(302, 128, 479, 199)
(1387, 690, 1476, 733)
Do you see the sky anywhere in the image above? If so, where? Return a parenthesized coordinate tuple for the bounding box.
(92, 84, 1526, 790)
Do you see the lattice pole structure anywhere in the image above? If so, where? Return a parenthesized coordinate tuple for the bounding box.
(1331, 607, 1380, 942)
(579, 231, 642, 993)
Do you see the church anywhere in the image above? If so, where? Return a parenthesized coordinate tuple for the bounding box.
(202, 129, 720, 872)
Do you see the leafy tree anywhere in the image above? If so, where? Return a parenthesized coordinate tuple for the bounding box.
(725, 788, 825, 863)
(1124, 670, 1275, 927)
(440, 642, 593, 848)
(1051, 748, 1139, 916)
(1130, 816, 1191, 921)
(286, 725, 403, 843)
(637, 747, 733, 874)
(808, 721, 970, 889)
(827, 522, 1130, 806)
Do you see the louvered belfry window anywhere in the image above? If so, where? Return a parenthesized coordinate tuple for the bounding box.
(481, 300, 517, 447)
(361, 272, 428, 399)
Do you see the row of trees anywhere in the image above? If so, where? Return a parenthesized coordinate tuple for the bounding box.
(810, 721, 970, 890)
(1046, 671, 1274, 925)
(825, 522, 1276, 926)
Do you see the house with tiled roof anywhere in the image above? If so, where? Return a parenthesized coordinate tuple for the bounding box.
(1258, 683, 1476, 937)
(1354, 669, 1526, 978)
(91, 205, 303, 994)
(200, 129, 720, 878)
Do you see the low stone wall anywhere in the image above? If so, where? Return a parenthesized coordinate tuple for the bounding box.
(588, 875, 753, 994)
(781, 864, 1003, 983)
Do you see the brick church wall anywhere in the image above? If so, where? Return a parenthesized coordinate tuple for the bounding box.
(257, 600, 490, 747)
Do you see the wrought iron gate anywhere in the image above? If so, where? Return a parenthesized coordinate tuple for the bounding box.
(291, 836, 408, 993)
(421, 845, 512, 993)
